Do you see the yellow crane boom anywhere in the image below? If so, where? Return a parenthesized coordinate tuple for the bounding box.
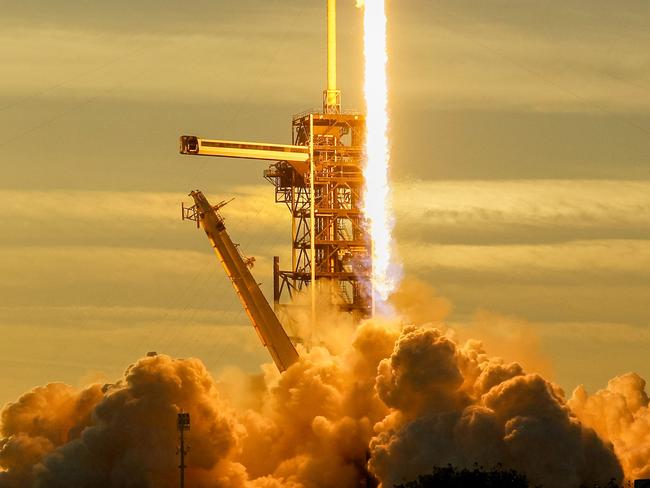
(183, 190, 299, 372)
(180, 136, 309, 164)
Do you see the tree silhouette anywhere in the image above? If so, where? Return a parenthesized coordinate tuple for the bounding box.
(394, 465, 530, 488)
(394, 464, 631, 488)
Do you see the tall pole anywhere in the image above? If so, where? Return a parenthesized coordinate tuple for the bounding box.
(179, 428, 186, 488)
(325, 0, 341, 112)
(309, 114, 317, 331)
(327, 0, 337, 95)
(177, 412, 190, 488)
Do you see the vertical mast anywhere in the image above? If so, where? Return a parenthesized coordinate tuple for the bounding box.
(325, 0, 341, 113)
(177, 412, 190, 488)
(309, 114, 316, 330)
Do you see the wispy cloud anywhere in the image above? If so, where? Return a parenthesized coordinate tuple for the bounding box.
(392, 2, 650, 113)
(394, 180, 650, 244)
(0, 24, 325, 105)
(0, 186, 285, 225)
(400, 239, 650, 281)
(3, 1, 648, 113)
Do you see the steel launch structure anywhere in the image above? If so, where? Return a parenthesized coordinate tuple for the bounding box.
(181, 0, 371, 371)
(182, 192, 300, 372)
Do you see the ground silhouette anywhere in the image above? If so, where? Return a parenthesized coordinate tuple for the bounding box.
(393, 465, 628, 488)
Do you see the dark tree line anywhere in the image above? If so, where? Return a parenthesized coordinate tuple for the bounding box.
(394, 465, 631, 488)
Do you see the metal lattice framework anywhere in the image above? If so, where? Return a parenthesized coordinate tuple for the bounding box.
(265, 111, 371, 316)
(179, 0, 373, 321)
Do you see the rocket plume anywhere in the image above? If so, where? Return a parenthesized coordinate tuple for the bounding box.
(361, 0, 400, 304)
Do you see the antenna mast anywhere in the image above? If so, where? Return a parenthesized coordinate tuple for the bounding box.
(177, 412, 190, 488)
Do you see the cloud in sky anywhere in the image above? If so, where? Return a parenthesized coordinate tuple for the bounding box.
(1, 0, 649, 116)
(395, 179, 650, 244)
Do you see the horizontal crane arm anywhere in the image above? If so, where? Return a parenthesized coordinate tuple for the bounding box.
(180, 136, 309, 163)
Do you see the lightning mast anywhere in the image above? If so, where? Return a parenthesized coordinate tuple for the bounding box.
(325, 0, 341, 112)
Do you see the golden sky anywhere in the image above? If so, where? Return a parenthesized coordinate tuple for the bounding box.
(0, 0, 649, 407)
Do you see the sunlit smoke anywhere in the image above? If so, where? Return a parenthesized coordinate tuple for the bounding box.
(0, 308, 629, 487)
(362, 0, 400, 305)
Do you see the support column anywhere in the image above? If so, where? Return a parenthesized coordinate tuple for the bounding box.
(309, 114, 317, 329)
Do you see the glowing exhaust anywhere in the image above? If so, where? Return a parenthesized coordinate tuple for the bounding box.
(361, 0, 399, 305)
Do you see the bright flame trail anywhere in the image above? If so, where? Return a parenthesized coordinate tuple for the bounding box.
(362, 0, 399, 304)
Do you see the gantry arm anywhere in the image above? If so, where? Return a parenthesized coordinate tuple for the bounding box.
(180, 136, 309, 163)
(183, 190, 300, 372)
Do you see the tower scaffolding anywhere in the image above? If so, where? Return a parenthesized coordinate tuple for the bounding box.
(180, 0, 372, 366)
(264, 109, 371, 316)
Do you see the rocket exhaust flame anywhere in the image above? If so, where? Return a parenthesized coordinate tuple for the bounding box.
(361, 0, 400, 307)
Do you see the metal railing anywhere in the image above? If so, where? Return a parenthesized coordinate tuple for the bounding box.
(292, 108, 363, 119)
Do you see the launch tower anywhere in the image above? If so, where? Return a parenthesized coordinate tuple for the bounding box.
(180, 0, 371, 322)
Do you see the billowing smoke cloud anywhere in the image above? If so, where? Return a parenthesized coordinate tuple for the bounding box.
(368, 326, 623, 488)
(0, 356, 247, 487)
(0, 287, 631, 487)
(569, 373, 650, 481)
(0, 383, 103, 487)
